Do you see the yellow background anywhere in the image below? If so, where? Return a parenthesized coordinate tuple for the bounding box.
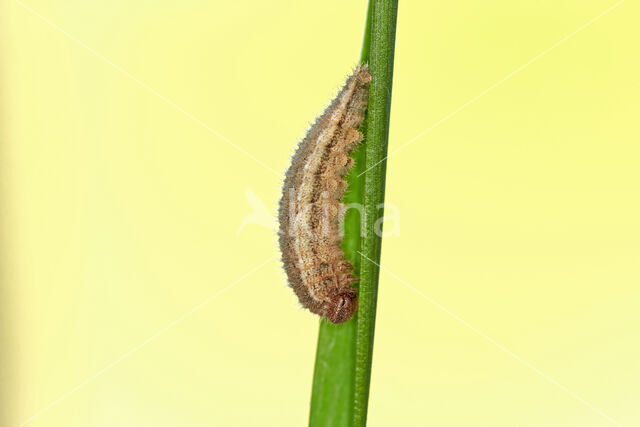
(2, 0, 639, 426)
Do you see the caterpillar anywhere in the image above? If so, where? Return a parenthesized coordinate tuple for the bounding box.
(278, 64, 371, 324)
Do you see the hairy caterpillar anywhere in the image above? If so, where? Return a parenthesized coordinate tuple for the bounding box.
(279, 65, 371, 324)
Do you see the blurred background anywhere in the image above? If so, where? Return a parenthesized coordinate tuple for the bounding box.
(2, 0, 639, 425)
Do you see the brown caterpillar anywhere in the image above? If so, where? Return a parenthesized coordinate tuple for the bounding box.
(278, 64, 371, 324)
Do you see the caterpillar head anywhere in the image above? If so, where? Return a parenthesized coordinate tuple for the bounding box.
(326, 290, 358, 324)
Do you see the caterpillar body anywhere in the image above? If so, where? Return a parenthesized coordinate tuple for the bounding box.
(278, 65, 371, 324)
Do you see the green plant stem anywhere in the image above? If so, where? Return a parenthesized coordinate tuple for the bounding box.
(353, 1, 398, 425)
(309, 1, 396, 426)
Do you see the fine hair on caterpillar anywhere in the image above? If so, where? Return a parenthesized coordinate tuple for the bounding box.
(279, 64, 371, 324)
(282, 188, 345, 238)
